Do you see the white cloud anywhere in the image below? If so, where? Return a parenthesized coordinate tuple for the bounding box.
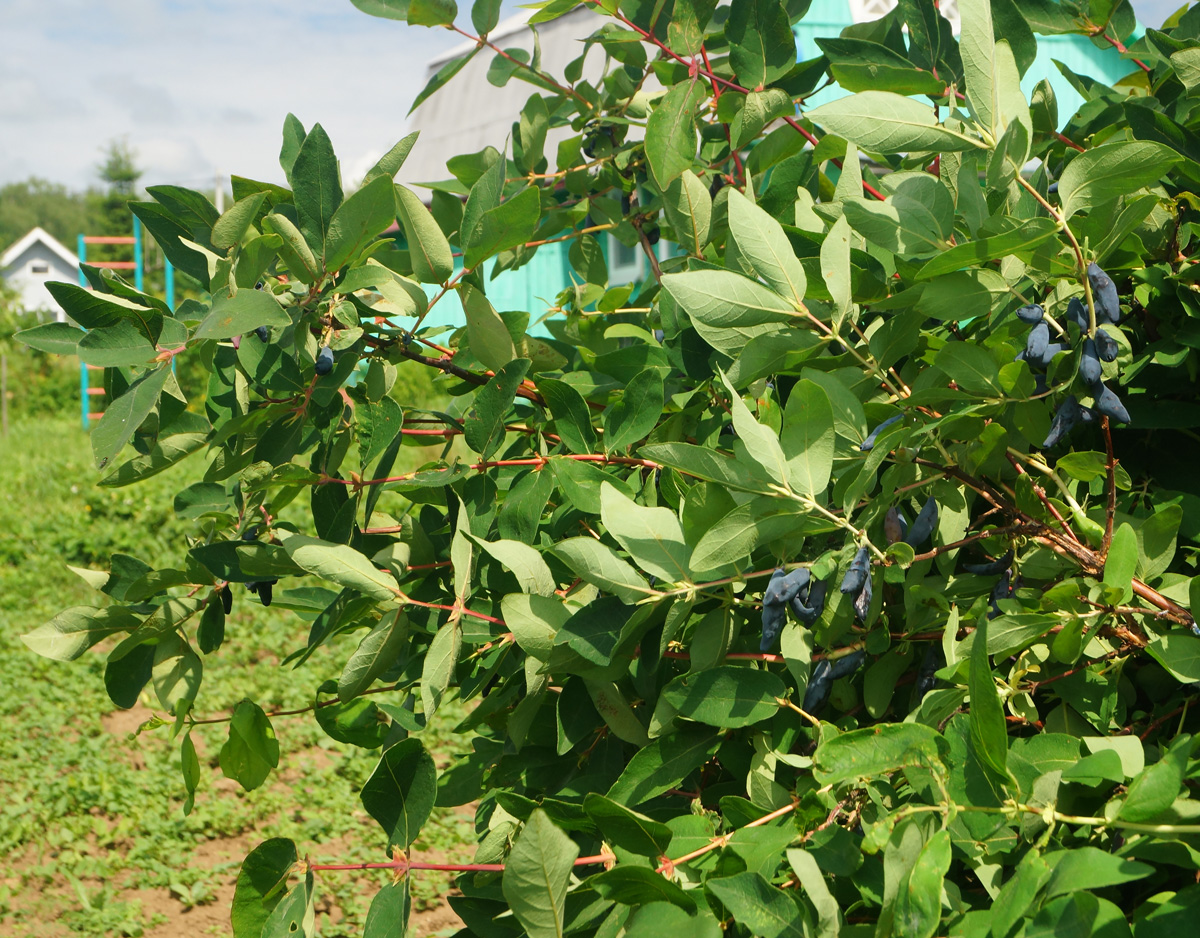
(0, 0, 527, 192)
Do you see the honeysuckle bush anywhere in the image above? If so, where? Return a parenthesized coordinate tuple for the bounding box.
(17, 0, 1200, 934)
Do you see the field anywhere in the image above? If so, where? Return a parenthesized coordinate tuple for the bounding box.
(0, 416, 473, 937)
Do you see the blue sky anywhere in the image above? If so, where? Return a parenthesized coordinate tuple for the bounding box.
(0, 0, 1184, 193)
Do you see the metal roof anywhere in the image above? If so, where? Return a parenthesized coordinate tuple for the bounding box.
(397, 5, 609, 189)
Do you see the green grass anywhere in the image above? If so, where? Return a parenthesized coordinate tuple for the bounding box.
(0, 418, 474, 937)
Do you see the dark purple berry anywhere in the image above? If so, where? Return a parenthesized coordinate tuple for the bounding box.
(1079, 338, 1102, 386)
(1091, 381, 1131, 425)
(315, 346, 334, 376)
(1016, 304, 1044, 325)
(1087, 263, 1120, 324)
(1043, 395, 1082, 448)
(1095, 328, 1118, 362)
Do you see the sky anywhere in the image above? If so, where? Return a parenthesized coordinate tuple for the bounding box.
(0, 0, 1186, 195)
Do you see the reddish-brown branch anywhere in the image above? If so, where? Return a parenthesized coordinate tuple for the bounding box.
(1055, 131, 1086, 153)
(1006, 455, 1082, 545)
(1094, 28, 1152, 73)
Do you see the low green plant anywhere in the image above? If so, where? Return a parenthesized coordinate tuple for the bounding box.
(16, 0, 1200, 936)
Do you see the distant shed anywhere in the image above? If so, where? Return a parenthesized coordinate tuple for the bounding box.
(1, 227, 79, 322)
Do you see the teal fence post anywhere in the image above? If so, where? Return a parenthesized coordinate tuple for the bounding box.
(78, 234, 88, 429)
(133, 216, 144, 292)
(164, 259, 175, 310)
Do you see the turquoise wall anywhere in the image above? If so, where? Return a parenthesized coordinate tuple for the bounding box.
(795, 0, 1144, 125)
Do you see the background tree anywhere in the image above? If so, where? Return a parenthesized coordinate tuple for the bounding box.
(15, 1, 1200, 936)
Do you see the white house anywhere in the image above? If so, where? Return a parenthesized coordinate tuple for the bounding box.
(1, 226, 80, 322)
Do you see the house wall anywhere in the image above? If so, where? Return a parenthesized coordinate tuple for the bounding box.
(1, 242, 76, 321)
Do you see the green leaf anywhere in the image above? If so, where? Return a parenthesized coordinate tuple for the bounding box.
(393, 184, 453, 284)
(1103, 523, 1137, 604)
(663, 170, 712, 256)
(14, 321, 83, 355)
(603, 367, 665, 452)
(553, 537, 654, 603)
(662, 269, 797, 328)
(586, 679, 651, 746)
(726, 0, 796, 88)
(814, 723, 947, 785)
(314, 695, 391, 749)
(781, 379, 835, 498)
(469, 534, 556, 595)
(661, 666, 785, 728)
(1042, 847, 1153, 898)
(260, 876, 313, 938)
(194, 288, 291, 340)
(969, 615, 1010, 782)
(728, 190, 807, 309)
(351, 0, 411, 20)
(893, 829, 951, 938)
(262, 212, 319, 283)
(463, 186, 540, 268)
(645, 81, 705, 189)
(460, 283, 517, 372)
(1145, 631, 1200, 683)
(537, 378, 597, 454)
(501, 593, 570, 661)
(284, 535, 401, 602)
(817, 37, 944, 95)
(707, 871, 807, 937)
(916, 218, 1060, 280)
(960, 0, 1030, 143)
(324, 174, 396, 271)
(786, 849, 840, 938)
(503, 809, 579, 938)
(361, 738, 437, 848)
(589, 866, 694, 910)
(363, 881, 410, 938)
(44, 281, 164, 344)
(212, 191, 268, 252)
(1119, 734, 1191, 823)
(290, 122, 342, 252)
(607, 726, 720, 806)
(77, 320, 159, 367)
(409, 48, 478, 114)
(806, 92, 984, 153)
(21, 605, 139, 661)
(641, 442, 776, 494)
(472, 0, 501, 33)
(363, 131, 419, 184)
(463, 358, 532, 460)
(220, 700, 280, 791)
(1137, 503, 1182, 580)
(933, 343, 1003, 397)
(600, 482, 691, 583)
(91, 365, 171, 470)
(408, 0, 457, 27)
(719, 370, 789, 485)
(821, 214, 852, 327)
(99, 431, 208, 487)
(421, 620, 460, 718)
(582, 793, 673, 857)
(338, 609, 409, 701)
(1058, 142, 1180, 219)
(231, 838, 298, 938)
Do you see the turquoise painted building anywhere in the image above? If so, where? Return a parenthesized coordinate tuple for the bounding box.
(413, 2, 1142, 334)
